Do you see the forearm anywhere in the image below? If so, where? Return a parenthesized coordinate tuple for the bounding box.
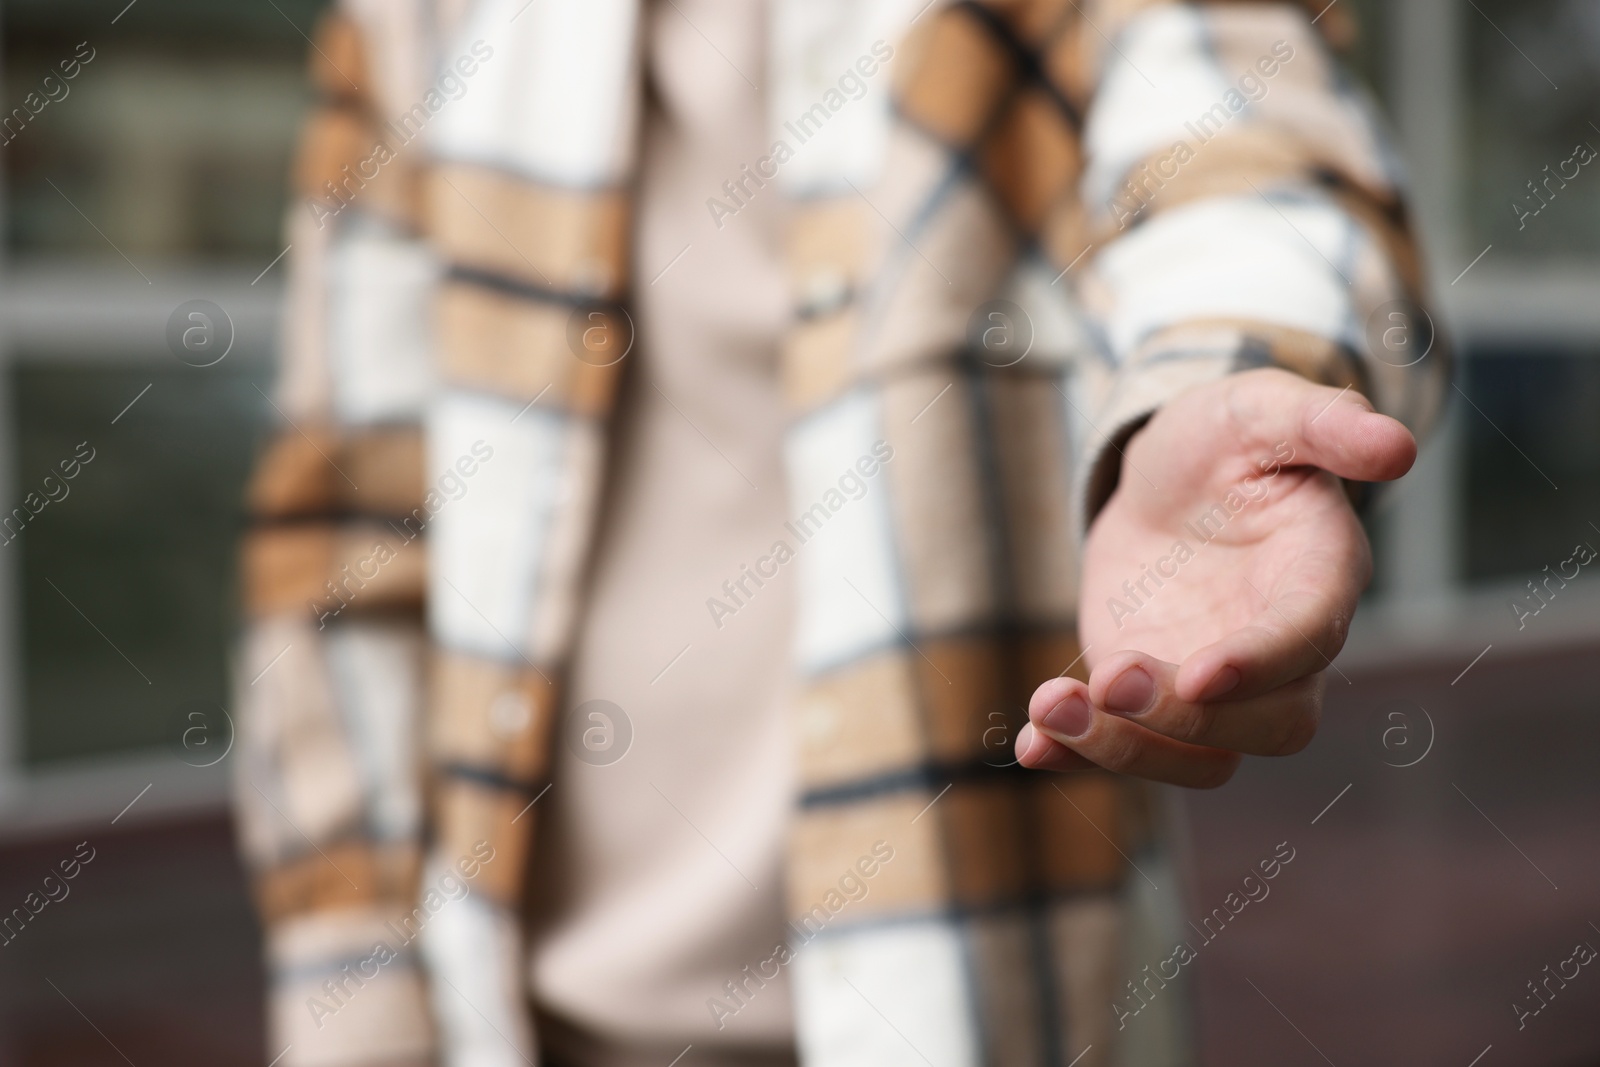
(1070, 1, 1447, 527)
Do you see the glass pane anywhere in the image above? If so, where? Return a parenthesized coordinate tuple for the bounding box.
(3, 0, 328, 262)
(1460, 349, 1600, 582)
(1464, 0, 1600, 257)
(14, 357, 268, 765)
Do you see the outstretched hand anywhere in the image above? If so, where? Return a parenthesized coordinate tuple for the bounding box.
(1017, 368, 1417, 787)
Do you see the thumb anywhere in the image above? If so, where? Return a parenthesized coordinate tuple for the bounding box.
(1222, 371, 1417, 484)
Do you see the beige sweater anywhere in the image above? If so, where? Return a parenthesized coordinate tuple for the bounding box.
(526, 3, 799, 1062)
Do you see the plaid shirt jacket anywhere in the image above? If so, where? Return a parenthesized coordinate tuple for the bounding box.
(234, 0, 1447, 1064)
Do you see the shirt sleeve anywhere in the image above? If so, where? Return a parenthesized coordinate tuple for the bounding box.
(1066, 0, 1449, 525)
(232, 5, 439, 1063)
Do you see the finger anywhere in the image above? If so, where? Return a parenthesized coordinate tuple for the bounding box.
(1227, 371, 1418, 485)
(1026, 677, 1240, 788)
(1175, 578, 1356, 703)
(1014, 722, 1095, 773)
(1088, 651, 1323, 756)
(1298, 387, 1417, 483)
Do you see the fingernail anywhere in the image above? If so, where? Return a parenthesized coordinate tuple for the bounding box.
(1015, 722, 1040, 763)
(1104, 666, 1155, 715)
(1040, 693, 1091, 739)
(1199, 666, 1241, 701)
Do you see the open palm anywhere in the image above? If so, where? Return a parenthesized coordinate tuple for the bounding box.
(1019, 369, 1416, 787)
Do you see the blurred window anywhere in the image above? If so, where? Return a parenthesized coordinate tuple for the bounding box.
(1460, 348, 1600, 582)
(4, 0, 324, 262)
(15, 357, 269, 764)
(2, 0, 328, 772)
(1464, 0, 1600, 258)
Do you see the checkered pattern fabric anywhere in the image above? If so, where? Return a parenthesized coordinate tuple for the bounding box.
(233, 1, 1447, 1064)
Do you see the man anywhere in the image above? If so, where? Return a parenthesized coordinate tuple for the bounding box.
(234, 1, 1445, 1064)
